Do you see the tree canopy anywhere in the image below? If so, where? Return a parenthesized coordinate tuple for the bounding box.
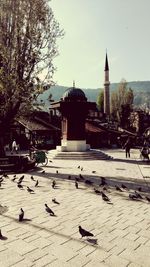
(0, 0, 64, 155)
(111, 79, 134, 125)
(0, 0, 63, 124)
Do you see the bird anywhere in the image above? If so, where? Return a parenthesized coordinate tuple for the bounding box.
(17, 180, 23, 185)
(137, 187, 142, 192)
(52, 180, 56, 189)
(75, 181, 78, 189)
(13, 174, 16, 178)
(81, 167, 83, 171)
(27, 186, 34, 193)
(134, 191, 143, 199)
(2, 173, 9, 178)
(103, 186, 108, 191)
(79, 174, 84, 180)
(49, 160, 53, 163)
(92, 171, 96, 174)
(17, 184, 23, 189)
(101, 192, 111, 202)
(18, 175, 24, 183)
(19, 208, 24, 221)
(41, 170, 45, 174)
(115, 185, 123, 192)
(56, 170, 58, 174)
(121, 184, 128, 190)
(145, 196, 150, 202)
(94, 188, 101, 194)
(52, 198, 60, 205)
(45, 204, 55, 216)
(0, 229, 5, 239)
(99, 177, 107, 186)
(35, 180, 39, 187)
(11, 177, 17, 182)
(129, 193, 138, 200)
(77, 166, 80, 169)
(31, 176, 35, 181)
(78, 226, 94, 238)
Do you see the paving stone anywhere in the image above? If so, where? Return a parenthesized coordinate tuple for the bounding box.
(6, 239, 37, 256)
(105, 254, 130, 267)
(0, 249, 23, 267)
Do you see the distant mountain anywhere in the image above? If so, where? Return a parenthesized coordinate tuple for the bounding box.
(38, 81, 150, 108)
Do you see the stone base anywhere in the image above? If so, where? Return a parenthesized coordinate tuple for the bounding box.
(56, 140, 90, 152)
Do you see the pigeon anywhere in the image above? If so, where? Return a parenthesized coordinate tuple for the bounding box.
(31, 176, 35, 181)
(129, 193, 138, 200)
(99, 177, 107, 186)
(101, 192, 111, 202)
(2, 173, 9, 178)
(103, 186, 108, 191)
(145, 196, 150, 202)
(17, 180, 23, 185)
(79, 174, 84, 181)
(75, 181, 78, 189)
(11, 177, 17, 182)
(52, 180, 56, 189)
(52, 198, 60, 205)
(121, 184, 128, 190)
(45, 204, 55, 216)
(35, 180, 39, 187)
(27, 186, 34, 193)
(77, 166, 80, 169)
(134, 191, 143, 199)
(115, 185, 123, 192)
(17, 184, 23, 189)
(94, 188, 101, 194)
(137, 187, 142, 192)
(0, 229, 5, 239)
(18, 175, 24, 183)
(19, 208, 24, 222)
(78, 226, 94, 238)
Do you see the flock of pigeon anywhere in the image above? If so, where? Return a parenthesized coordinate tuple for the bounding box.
(0, 163, 150, 240)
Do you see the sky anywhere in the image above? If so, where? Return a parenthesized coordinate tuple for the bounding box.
(50, 0, 150, 89)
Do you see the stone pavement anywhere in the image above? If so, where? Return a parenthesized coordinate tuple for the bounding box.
(0, 148, 150, 267)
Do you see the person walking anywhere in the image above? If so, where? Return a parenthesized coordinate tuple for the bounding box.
(11, 139, 17, 154)
(124, 137, 131, 158)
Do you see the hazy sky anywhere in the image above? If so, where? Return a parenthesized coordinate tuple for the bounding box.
(50, 0, 150, 88)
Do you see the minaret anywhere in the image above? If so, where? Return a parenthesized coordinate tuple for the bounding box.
(104, 52, 110, 117)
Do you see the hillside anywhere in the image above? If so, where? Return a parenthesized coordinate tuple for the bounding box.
(38, 81, 150, 108)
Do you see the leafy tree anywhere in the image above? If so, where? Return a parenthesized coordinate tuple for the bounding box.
(97, 90, 104, 112)
(111, 79, 134, 125)
(0, 0, 64, 155)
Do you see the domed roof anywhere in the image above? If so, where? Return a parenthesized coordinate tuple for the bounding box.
(62, 87, 87, 101)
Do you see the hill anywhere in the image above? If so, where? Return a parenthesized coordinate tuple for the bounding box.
(38, 81, 150, 108)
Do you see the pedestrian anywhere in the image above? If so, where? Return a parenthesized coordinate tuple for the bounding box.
(124, 137, 131, 158)
(11, 139, 17, 154)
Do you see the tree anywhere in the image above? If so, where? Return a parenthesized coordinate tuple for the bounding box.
(0, 0, 64, 155)
(111, 79, 134, 125)
(97, 90, 104, 112)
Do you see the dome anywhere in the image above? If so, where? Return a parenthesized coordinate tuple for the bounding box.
(62, 87, 87, 101)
